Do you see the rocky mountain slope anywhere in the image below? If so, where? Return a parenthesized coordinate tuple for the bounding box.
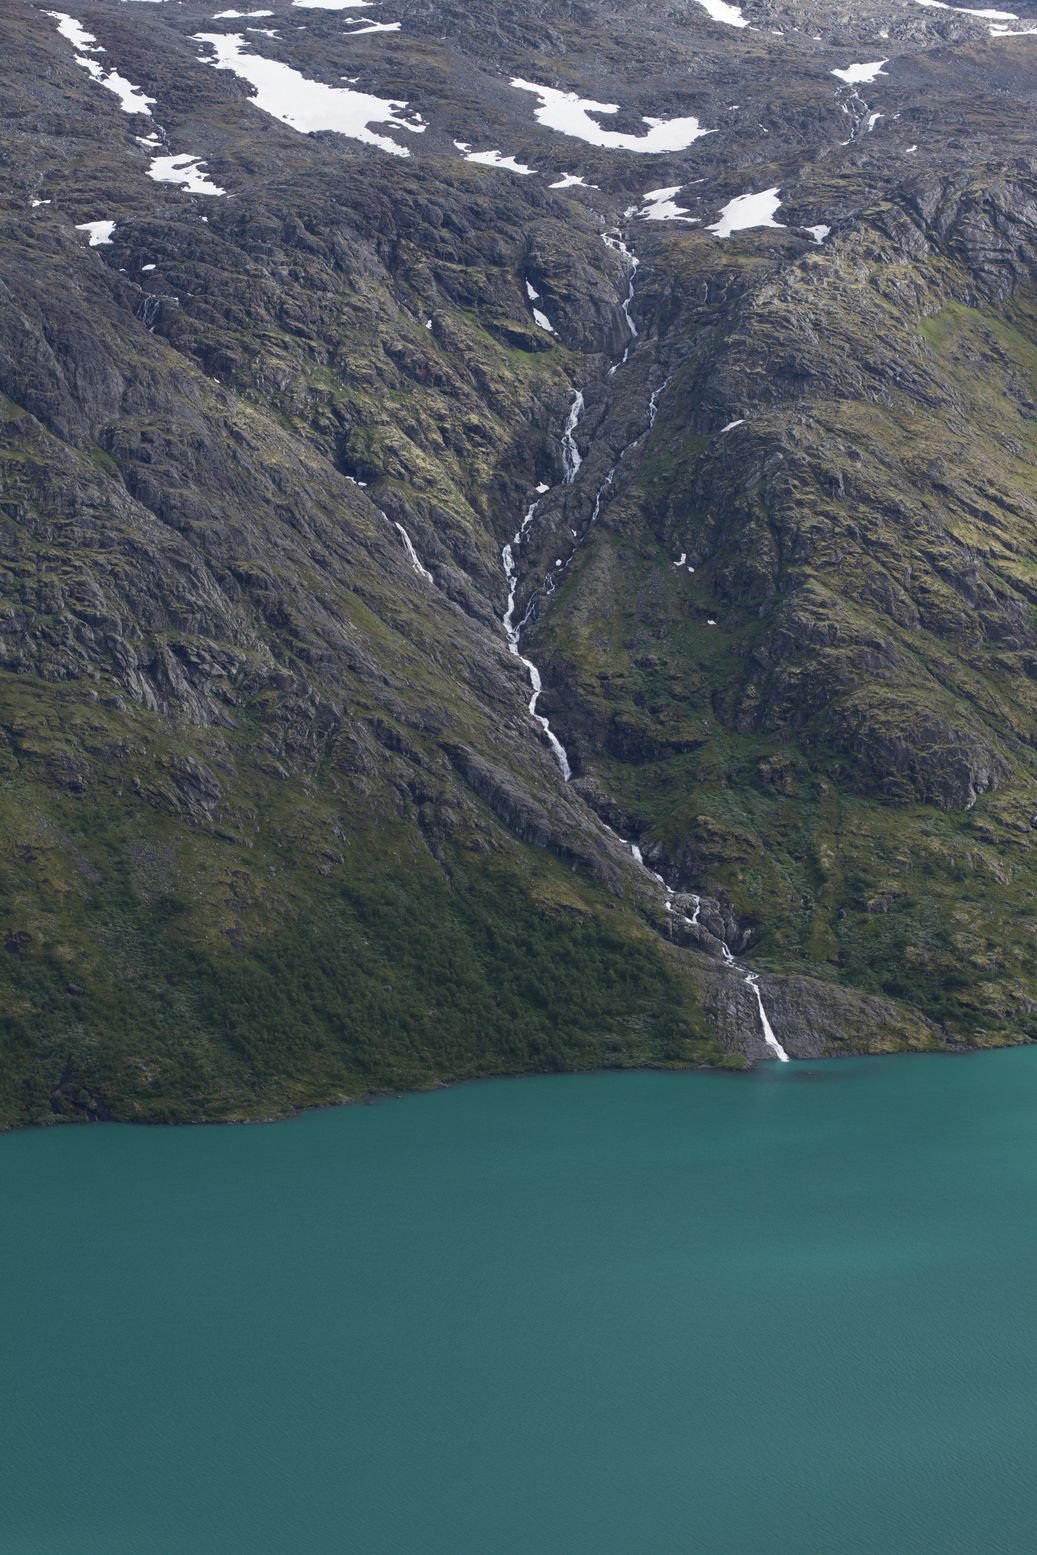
(1, 0, 1036, 1124)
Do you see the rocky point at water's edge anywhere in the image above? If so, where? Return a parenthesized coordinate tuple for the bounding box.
(0, 0, 1035, 1123)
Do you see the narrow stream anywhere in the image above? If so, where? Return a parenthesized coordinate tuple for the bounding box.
(501, 483, 576, 781)
(837, 84, 871, 144)
(500, 229, 789, 1060)
(389, 515, 433, 582)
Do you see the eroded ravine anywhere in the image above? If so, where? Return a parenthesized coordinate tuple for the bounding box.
(501, 229, 790, 1062)
(500, 391, 586, 780)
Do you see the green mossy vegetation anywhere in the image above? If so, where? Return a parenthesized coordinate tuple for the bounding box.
(5, 32, 1037, 1124)
(0, 742, 723, 1128)
(531, 231, 1037, 1052)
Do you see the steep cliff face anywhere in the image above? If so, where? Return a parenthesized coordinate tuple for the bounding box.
(1, 0, 1035, 1123)
(535, 169, 1037, 1049)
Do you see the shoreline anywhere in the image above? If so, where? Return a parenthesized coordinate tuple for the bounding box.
(4, 1034, 1031, 1137)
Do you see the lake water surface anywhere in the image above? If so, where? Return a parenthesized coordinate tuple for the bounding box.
(3, 1050, 1037, 1553)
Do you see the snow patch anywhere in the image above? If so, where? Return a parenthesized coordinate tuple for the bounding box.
(708, 187, 783, 238)
(45, 11, 101, 50)
(83, 62, 155, 115)
(511, 78, 715, 154)
(455, 142, 536, 174)
(46, 11, 156, 115)
(549, 173, 596, 189)
(76, 219, 116, 245)
(147, 153, 226, 195)
(637, 185, 698, 222)
(194, 32, 424, 155)
(831, 59, 887, 83)
(720, 418, 745, 431)
(912, 0, 1017, 16)
(691, 0, 748, 25)
(803, 223, 831, 243)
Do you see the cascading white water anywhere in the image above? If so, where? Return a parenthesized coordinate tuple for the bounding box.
(524, 661, 572, 778)
(601, 248, 787, 1057)
(647, 373, 674, 429)
(836, 85, 870, 144)
(623, 841, 698, 928)
(501, 254, 642, 717)
(744, 974, 790, 1062)
(561, 389, 585, 482)
(392, 520, 433, 582)
(500, 235, 789, 1059)
(500, 393, 585, 782)
(344, 476, 435, 584)
(620, 261, 639, 347)
(602, 233, 639, 337)
(602, 231, 639, 368)
(503, 514, 573, 778)
(588, 468, 614, 528)
(627, 835, 790, 1061)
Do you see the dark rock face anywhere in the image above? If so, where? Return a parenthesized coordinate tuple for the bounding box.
(698, 961, 944, 1064)
(0, 0, 1036, 1123)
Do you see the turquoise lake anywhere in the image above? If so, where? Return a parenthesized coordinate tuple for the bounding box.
(3, 1050, 1037, 1553)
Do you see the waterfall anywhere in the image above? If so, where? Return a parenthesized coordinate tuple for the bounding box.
(498, 233, 788, 1060)
(602, 232, 639, 365)
(648, 374, 674, 429)
(744, 974, 790, 1062)
(392, 521, 433, 583)
(625, 835, 790, 1062)
(501, 492, 573, 781)
(136, 294, 162, 331)
(836, 86, 870, 144)
(370, 503, 433, 582)
(561, 389, 585, 483)
(523, 659, 572, 779)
